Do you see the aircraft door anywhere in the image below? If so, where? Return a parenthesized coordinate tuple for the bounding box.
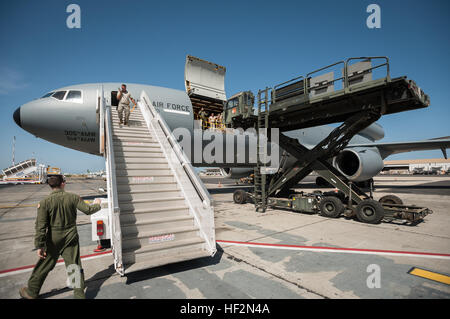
(111, 91, 119, 107)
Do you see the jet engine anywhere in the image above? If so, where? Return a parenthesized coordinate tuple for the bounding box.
(219, 167, 254, 179)
(333, 147, 384, 182)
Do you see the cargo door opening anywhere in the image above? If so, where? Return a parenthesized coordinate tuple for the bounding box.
(185, 55, 227, 130)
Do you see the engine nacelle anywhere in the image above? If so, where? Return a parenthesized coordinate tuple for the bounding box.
(219, 167, 254, 179)
(358, 123, 385, 141)
(333, 147, 384, 182)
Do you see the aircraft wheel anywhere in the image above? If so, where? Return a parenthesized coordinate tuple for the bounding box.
(233, 189, 247, 204)
(378, 194, 403, 205)
(319, 196, 344, 218)
(356, 199, 385, 224)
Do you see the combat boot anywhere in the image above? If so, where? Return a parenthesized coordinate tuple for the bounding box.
(19, 287, 37, 299)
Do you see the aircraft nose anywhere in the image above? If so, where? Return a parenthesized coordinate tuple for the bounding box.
(13, 107, 21, 128)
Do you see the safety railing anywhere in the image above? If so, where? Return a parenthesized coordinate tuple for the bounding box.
(305, 60, 346, 96)
(101, 86, 124, 275)
(344, 56, 390, 88)
(99, 88, 105, 155)
(139, 91, 216, 256)
(272, 56, 391, 101)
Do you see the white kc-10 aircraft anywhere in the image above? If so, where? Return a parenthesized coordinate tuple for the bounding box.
(12, 56, 450, 187)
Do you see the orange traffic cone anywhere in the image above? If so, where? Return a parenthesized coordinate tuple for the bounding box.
(94, 241, 106, 252)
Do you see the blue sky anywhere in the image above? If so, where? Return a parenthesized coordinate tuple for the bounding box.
(1, 0, 449, 173)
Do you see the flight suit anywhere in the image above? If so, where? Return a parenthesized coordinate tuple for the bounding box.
(24, 189, 101, 299)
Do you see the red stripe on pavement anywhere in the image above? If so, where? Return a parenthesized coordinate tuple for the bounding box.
(216, 240, 450, 258)
(0, 250, 112, 275)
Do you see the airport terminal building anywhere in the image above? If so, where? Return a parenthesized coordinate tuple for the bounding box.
(383, 158, 450, 174)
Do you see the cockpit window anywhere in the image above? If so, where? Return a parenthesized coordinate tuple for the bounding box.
(52, 91, 67, 100)
(41, 92, 54, 98)
(65, 90, 82, 103)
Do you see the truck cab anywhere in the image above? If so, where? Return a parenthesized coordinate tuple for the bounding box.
(223, 91, 255, 128)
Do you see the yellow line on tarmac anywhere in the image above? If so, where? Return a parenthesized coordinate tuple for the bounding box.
(408, 267, 450, 285)
(0, 204, 37, 209)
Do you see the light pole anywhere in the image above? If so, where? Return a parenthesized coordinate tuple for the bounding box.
(12, 136, 16, 165)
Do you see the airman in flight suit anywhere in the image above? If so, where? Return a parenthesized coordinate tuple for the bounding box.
(19, 175, 101, 299)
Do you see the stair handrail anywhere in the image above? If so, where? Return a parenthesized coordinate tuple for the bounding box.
(102, 87, 124, 275)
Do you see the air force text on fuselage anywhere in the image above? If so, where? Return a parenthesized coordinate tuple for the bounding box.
(153, 100, 190, 114)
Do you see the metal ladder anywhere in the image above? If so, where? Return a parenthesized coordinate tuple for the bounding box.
(254, 88, 270, 213)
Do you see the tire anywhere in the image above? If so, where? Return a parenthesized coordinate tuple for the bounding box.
(233, 189, 247, 204)
(356, 199, 385, 224)
(319, 196, 344, 218)
(378, 194, 403, 205)
(323, 190, 346, 202)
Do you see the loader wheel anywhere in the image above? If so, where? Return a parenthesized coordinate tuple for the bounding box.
(319, 196, 344, 218)
(233, 189, 247, 204)
(379, 195, 403, 205)
(356, 199, 385, 224)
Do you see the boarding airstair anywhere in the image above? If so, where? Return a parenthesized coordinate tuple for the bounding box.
(2, 159, 37, 178)
(1, 159, 47, 184)
(100, 88, 216, 275)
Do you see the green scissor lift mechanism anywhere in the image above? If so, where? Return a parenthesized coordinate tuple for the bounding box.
(227, 56, 432, 224)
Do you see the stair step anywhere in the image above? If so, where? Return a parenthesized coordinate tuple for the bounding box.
(117, 183, 178, 193)
(113, 141, 159, 147)
(121, 225, 200, 249)
(118, 190, 181, 201)
(112, 113, 144, 118)
(114, 157, 167, 164)
(119, 197, 186, 211)
(113, 130, 150, 135)
(112, 119, 145, 124)
(115, 163, 169, 170)
(121, 216, 195, 236)
(112, 116, 145, 120)
(114, 146, 162, 153)
(123, 236, 203, 256)
(113, 132, 154, 138)
(114, 152, 165, 158)
(120, 212, 191, 227)
(113, 137, 156, 143)
(112, 121, 146, 127)
(116, 169, 172, 177)
(120, 206, 190, 223)
(112, 119, 146, 125)
(116, 175, 176, 185)
(123, 247, 210, 274)
(119, 195, 184, 204)
(114, 125, 148, 132)
(112, 112, 143, 117)
(111, 117, 144, 121)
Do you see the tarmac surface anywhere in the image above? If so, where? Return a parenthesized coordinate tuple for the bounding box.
(0, 175, 449, 299)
